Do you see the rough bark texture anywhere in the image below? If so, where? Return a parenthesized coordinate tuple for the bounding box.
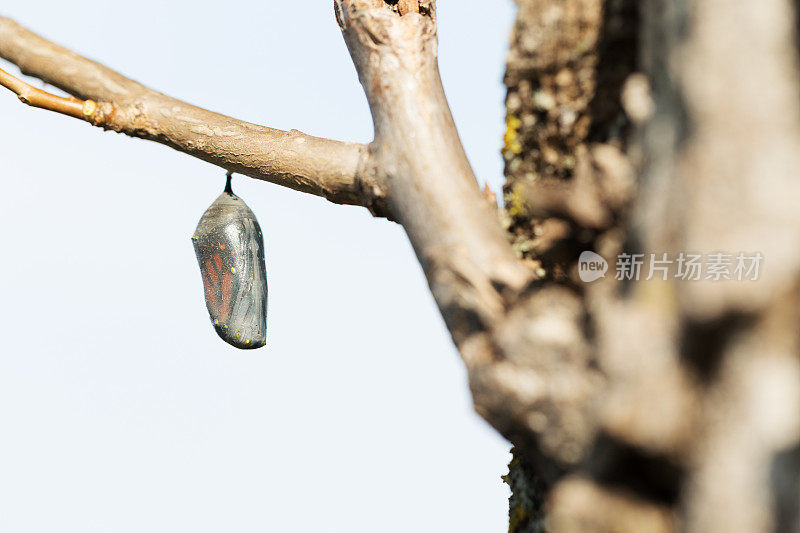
(2, 0, 800, 530)
(503, 0, 800, 531)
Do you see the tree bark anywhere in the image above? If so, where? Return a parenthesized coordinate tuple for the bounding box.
(503, 0, 800, 531)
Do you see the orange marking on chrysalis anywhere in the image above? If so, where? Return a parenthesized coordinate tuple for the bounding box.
(220, 270, 233, 323)
(213, 252, 223, 271)
(202, 272, 221, 316)
(205, 259, 219, 285)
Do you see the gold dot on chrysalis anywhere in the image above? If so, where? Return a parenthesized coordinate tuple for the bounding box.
(214, 319, 219, 326)
(236, 332, 241, 338)
(230, 267, 236, 274)
(245, 339, 251, 345)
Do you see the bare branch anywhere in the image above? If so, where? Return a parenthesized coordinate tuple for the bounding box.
(0, 16, 381, 211)
(337, 0, 603, 470)
(0, 66, 94, 118)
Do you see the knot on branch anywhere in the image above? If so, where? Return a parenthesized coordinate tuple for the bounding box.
(383, 0, 435, 17)
(336, 0, 434, 27)
(335, 0, 435, 53)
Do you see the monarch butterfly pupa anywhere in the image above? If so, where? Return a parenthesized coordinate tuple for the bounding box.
(192, 172, 268, 349)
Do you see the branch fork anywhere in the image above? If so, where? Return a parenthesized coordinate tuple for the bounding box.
(0, 2, 602, 481)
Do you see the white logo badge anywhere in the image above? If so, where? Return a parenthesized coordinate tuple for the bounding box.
(578, 251, 608, 282)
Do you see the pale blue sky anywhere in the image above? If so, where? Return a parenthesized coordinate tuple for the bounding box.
(0, 2, 516, 531)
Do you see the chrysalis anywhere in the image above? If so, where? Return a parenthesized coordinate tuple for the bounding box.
(192, 173, 268, 349)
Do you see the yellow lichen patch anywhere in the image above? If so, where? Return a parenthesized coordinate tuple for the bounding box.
(505, 182, 527, 218)
(502, 112, 523, 157)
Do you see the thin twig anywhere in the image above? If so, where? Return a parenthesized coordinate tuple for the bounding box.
(0, 66, 95, 119)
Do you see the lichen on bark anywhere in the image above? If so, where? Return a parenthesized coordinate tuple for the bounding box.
(502, 0, 638, 282)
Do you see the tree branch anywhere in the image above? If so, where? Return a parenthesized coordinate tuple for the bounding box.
(2, 4, 604, 480)
(338, 0, 530, 335)
(337, 0, 603, 473)
(0, 66, 94, 118)
(0, 16, 382, 211)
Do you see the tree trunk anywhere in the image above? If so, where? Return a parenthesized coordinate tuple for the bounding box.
(502, 0, 800, 531)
